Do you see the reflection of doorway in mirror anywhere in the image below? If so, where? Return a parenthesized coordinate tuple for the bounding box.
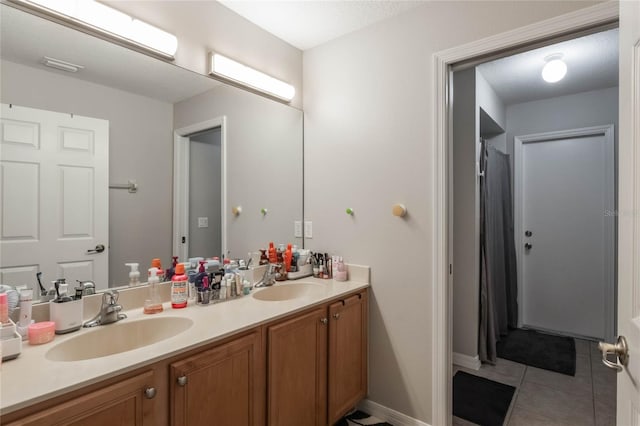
(188, 128, 223, 258)
(173, 116, 227, 263)
(0, 104, 109, 293)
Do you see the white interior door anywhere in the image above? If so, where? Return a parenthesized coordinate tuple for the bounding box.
(614, 1, 640, 422)
(0, 104, 109, 293)
(515, 125, 615, 341)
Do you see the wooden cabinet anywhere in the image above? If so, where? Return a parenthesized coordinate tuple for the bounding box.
(170, 330, 263, 426)
(5, 370, 157, 426)
(267, 289, 368, 426)
(5, 288, 367, 426)
(328, 291, 368, 424)
(267, 307, 328, 426)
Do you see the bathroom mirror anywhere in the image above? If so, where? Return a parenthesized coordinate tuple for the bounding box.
(0, 4, 303, 299)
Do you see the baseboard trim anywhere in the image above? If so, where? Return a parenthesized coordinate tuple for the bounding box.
(452, 352, 481, 370)
(358, 399, 431, 426)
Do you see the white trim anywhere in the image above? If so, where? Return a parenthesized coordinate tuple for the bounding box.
(452, 352, 481, 371)
(514, 125, 615, 342)
(358, 399, 431, 426)
(432, 3, 618, 425)
(173, 117, 227, 260)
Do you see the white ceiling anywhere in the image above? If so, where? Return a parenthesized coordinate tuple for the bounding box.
(0, 5, 221, 104)
(218, 0, 424, 50)
(477, 28, 619, 106)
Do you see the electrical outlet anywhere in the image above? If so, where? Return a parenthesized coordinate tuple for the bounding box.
(294, 221, 302, 238)
(304, 221, 313, 238)
(198, 217, 209, 228)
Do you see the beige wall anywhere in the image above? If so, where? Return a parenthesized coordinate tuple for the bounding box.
(104, 1, 304, 109)
(302, 1, 602, 422)
(0, 59, 174, 287)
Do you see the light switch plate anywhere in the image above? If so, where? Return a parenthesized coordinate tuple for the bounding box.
(198, 217, 209, 228)
(304, 221, 313, 238)
(294, 221, 302, 238)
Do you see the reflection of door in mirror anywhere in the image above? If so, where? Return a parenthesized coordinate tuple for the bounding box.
(188, 128, 223, 259)
(0, 104, 109, 292)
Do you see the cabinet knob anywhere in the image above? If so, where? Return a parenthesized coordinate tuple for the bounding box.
(333, 313, 340, 320)
(320, 318, 328, 325)
(177, 375, 188, 386)
(144, 387, 156, 399)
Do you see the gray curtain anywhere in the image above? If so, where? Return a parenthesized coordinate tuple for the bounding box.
(479, 145, 518, 364)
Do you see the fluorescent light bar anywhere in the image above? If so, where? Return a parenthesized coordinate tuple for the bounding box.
(209, 53, 296, 102)
(43, 56, 84, 73)
(14, 0, 178, 58)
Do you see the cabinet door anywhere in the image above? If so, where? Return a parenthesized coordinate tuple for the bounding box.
(170, 330, 263, 426)
(267, 306, 328, 426)
(5, 370, 156, 426)
(328, 290, 368, 424)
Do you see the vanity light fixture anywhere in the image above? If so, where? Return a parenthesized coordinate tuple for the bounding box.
(43, 56, 84, 73)
(209, 53, 296, 102)
(11, 0, 178, 59)
(542, 53, 567, 83)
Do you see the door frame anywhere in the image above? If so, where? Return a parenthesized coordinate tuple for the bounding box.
(431, 3, 618, 425)
(173, 116, 227, 261)
(514, 125, 615, 342)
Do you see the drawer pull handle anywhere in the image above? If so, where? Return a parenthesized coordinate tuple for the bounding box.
(177, 375, 188, 386)
(333, 313, 340, 320)
(320, 318, 328, 325)
(144, 387, 156, 399)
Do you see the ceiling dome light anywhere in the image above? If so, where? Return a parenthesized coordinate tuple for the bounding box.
(542, 53, 567, 83)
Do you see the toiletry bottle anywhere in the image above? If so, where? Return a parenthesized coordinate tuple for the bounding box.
(126, 263, 140, 286)
(0, 293, 8, 324)
(144, 267, 163, 314)
(17, 289, 33, 339)
(171, 263, 188, 309)
(268, 242, 277, 263)
(259, 249, 269, 265)
(166, 256, 179, 280)
(284, 244, 293, 272)
(151, 258, 165, 282)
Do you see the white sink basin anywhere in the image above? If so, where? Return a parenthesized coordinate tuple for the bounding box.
(46, 316, 193, 361)
(252, 283, 324, 301)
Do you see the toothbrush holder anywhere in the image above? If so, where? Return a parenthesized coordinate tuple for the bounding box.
(49, 299, 83, 334)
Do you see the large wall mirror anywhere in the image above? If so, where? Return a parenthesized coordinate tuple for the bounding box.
(0, 4, 303, 298)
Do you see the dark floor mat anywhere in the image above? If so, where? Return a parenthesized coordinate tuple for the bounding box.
(497, 328, 576, 376)
(453, 371, 515, 426)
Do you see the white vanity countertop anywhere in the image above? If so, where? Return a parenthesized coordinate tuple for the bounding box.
(0, 268, 369, 415)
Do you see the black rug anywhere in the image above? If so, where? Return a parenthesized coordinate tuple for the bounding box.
(334, 410, 393, 426)
(453, 371, 515, 426)
(497, 328, 576, 376)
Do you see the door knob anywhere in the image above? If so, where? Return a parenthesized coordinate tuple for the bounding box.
(524, 243, 532, 250)
(144, 387, 156, 399)
(86, 244, 105, 254)
(598, 336, 629, 372)
(177, 375, 188, 386)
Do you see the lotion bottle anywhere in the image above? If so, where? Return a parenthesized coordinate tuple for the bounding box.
(171, 263, 188, 309)
(144, 267, 163, 314)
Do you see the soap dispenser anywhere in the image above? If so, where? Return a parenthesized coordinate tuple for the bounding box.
(144, 267, 163, 314)
(125, 263, 140, 286)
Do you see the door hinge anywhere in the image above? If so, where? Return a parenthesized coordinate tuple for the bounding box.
(449, 264, 452, 275)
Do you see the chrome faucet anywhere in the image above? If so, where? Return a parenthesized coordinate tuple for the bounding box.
(254, 264, 279, 288)
(84, 290, 127, 327)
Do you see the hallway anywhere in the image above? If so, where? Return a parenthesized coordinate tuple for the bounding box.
(453, 339, 617, 425)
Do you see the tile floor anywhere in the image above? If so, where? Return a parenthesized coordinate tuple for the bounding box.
(453, 339, 617, 426)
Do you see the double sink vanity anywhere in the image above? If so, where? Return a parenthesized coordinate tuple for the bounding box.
(1, 266, 369, 425)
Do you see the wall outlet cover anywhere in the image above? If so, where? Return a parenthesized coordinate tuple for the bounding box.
(198, 217, 209, 228)
(304, 221, 313, 238)
(294, 221, 302, 238)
